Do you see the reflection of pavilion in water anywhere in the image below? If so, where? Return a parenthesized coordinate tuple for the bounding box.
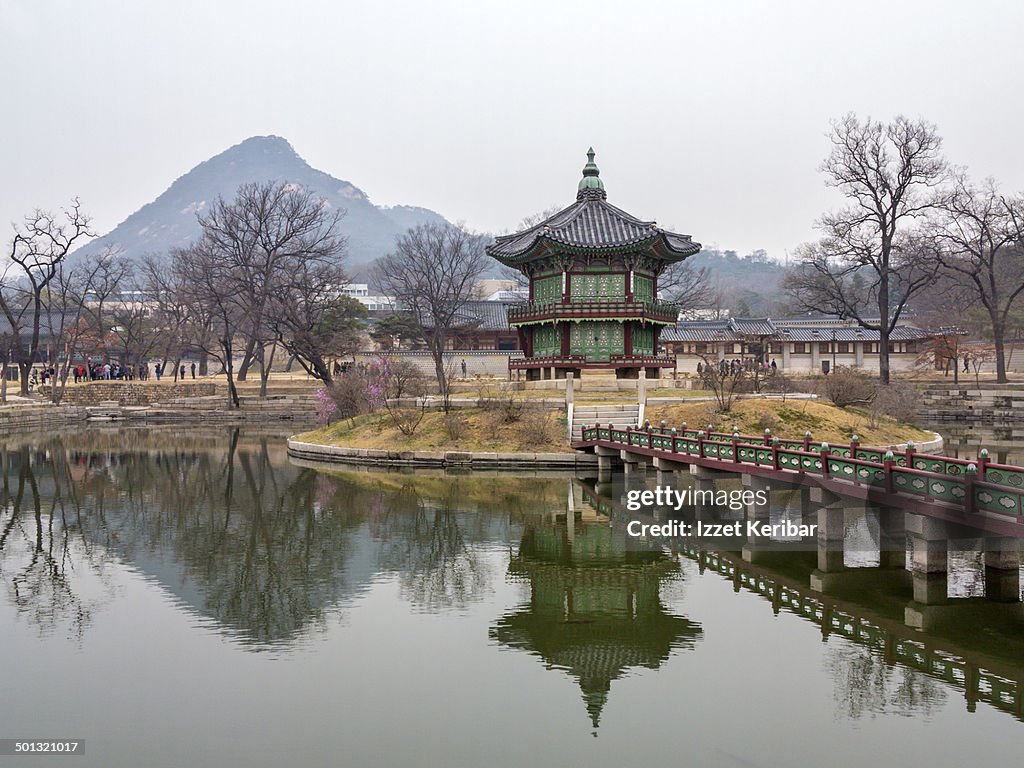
(491, 504, 701, 729)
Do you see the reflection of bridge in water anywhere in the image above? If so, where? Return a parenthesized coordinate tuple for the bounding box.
(580, 480, 1024, 724)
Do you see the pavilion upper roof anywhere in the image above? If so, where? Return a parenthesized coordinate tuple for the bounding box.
(487, 149, 701, 265)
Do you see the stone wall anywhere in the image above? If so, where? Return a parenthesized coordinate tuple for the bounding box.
(916, 383, 1024, 423)
(41, 382, 219, 406)
(0, 405, 87, 432)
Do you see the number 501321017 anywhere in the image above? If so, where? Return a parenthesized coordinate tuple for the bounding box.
(0, 740, 84, 755)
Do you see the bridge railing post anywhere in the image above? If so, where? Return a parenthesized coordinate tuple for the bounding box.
(965, 463, 977, 515)
(820, 443, 831, 477)
(771, 436, 780, 470)
(883, 450, 895, 493)
(803, 431, 813, 452)
(647, 424, 653, 450)
(697, 430, 706, 458)
(850, 434, 860, 459)
(763, 428, 772, 446)
(904, 440, 916, 468)
(977, 448, 989, 481)
(731, 430, 740, 463)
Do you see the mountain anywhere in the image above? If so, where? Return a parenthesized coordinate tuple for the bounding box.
(73, 135, 449, 266)
(686, 248, 788, 316)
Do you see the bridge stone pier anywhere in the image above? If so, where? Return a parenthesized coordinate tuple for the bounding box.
(813, 488, 847, 579)
(618, 449, 650, 480)
(877, 506, 907, 569)
(594, 445, 618, 483)
(984, 537, 1021, 602)
(907, 514, 951, 605)
(652, 455, 692, 488)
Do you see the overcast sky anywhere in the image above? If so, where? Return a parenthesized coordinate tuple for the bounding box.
(2, 0, 1023, 261)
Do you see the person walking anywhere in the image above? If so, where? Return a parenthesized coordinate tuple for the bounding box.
(461, 358, 467, 378)
(190, 361, 196, 379)
(963, 353, 970, 373)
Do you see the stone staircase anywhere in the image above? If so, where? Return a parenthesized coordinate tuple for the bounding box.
(571, 403, 640, 442)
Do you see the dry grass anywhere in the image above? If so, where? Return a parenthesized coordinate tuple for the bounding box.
(644, 398, 932, 447)
(296, 407, 570, 452)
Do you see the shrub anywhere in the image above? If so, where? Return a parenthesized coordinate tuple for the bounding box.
(315, 387, 339, 424)
(327, 369, 371, 421)
(871, 382, 919, 424)
(476, 381, 525, 423)
(444, 412, 469, 440)
(756, 410, 779, 433)
(519, 407, 558, 447)
(820, 367, 876, 409)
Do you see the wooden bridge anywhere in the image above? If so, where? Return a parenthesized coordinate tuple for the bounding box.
(574, 422, 1024, 537)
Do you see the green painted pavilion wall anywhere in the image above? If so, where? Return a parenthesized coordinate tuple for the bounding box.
(569, 273, 625, 302)
(569, 321, 624, 360)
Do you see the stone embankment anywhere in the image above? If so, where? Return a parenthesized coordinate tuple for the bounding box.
(3, 381, 320, 427)
(286, 438, 598, 470)
(916, 383, 1024, 423)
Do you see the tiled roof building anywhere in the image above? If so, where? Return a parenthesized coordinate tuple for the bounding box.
(662, 317, 936, 374)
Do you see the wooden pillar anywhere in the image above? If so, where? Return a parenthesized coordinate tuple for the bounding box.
(560, 323, 569, 357)
(624, 323, 633, 357)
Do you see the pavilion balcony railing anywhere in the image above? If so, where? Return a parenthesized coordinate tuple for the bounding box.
(508, 355, 586, 370)
(608, 354, 676, 367)
(507, 300, 679, 325)
(508, 354, 675, 369)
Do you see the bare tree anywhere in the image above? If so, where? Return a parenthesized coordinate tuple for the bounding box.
(140, 254, 198, 375)
(44, 255, 111, 403)
(173, 241, 246, 408)
(78, 246, 133, 362)
(373, 223, 488, 409)
(0, 200, 92, 395)
(196, 181, 347, 398)
(932, 175, 1024, 382)
(268, 266, 367, 383)
(785, 114, 949, 383)
(658, 261, 713, 315)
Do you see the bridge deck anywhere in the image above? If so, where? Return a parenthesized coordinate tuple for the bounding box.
(574, 425, 1024, 536)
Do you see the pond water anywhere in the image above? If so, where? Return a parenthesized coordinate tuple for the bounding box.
(0, 426, 1022, 768)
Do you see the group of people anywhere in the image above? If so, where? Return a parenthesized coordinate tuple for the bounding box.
(153, 361, 197, 381)
(22, 360, 201, 390)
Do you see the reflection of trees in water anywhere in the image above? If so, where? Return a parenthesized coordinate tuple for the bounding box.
(827, 642, 948, 720)
(368, 481, 492, 611)
(0, 443, 115, 639)
(70, 430, 366, 647)
(1, 432, 576, 648)
(1, 431, 366, 648)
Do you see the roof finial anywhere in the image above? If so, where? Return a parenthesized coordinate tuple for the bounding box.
(578, 147, 606, 199)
